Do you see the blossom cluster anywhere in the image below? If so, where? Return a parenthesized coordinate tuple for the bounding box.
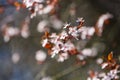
(63, 18, 95, 40)
(41, 17, 101, 62)
(87, 52, 120, 80)
(23, 0, 58, 18)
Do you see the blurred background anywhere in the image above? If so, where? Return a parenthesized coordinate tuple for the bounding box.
(0, 0, 120, 80)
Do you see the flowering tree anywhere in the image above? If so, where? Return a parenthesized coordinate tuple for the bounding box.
(0, 0, 120, 80)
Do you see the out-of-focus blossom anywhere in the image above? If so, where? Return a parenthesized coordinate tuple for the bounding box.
(79, 27, 95, 39)
(77, 54, 85, 61)
(96, 58, 103, 65)
(69, 3, 76, 16)
(50, 16, 63, 30)
(3, 35, 10, 42)
(87, 70, 100, 80)
(87, 27, 95, 37)
(37, 15, 63, 32)
(35, 50, 47, 63)
(6, 27, 19, 36)
(37, 20, 48, 33)
(41, 76, 53, 80)
(21, 17, 30, 38)
(12, 53, 20, 64)
(81, 48, 93, 56)
(21, 25, 30, 38)
(77, 47, 97, 61)
(41, 5, 53, 14)
(95, 13, 113, 36)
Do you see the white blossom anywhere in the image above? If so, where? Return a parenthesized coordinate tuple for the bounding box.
(59, 31, 68, 40)
(42, 39, 49, 47)
(50, 16, 63, 30)
(37, 20, 48, 33)
(96, 13, 113, 36)
(63, 23, 71, 28)
(57, 53, 69, 62)
(101, 63, 108, 69)
(12, 53, 20, 64)
(68, 27, 79, 40)
(96, 58, 103, 65)
(41, 76, 53, 80)
(35, 50, 47, 62)
(76, 17, 85, 23)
